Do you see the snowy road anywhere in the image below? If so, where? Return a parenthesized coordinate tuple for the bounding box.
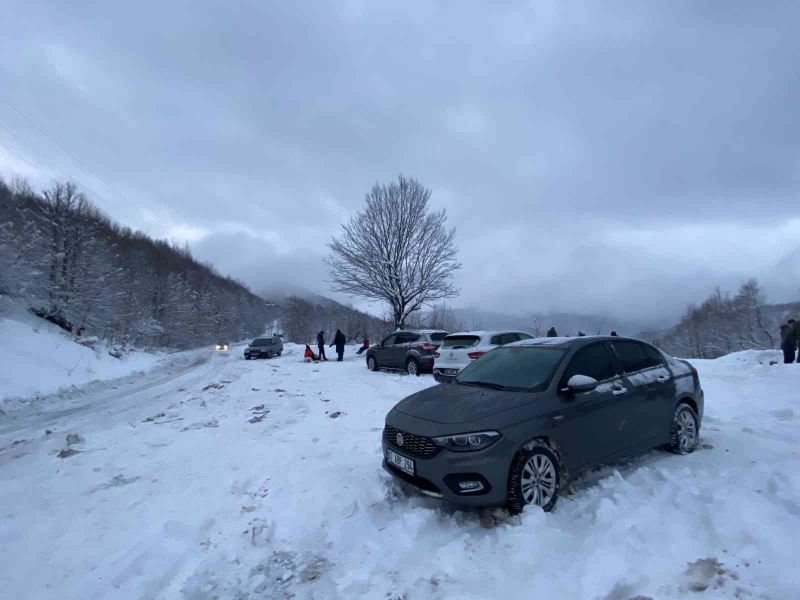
(1, 346, 798, 599)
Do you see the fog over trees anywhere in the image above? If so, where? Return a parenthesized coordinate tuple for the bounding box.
(0, 178, 272, 350)
(655, 279, 798, 359)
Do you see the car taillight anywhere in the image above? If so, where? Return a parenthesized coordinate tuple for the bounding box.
(434, 352, 440, 358)
(468, 351, 486, 360)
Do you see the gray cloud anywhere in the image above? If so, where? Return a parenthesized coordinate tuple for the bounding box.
(2, 1, 799, 324)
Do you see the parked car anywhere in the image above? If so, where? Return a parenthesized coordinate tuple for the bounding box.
(215, 341, 230, 351)
(382, 336, 703, 513)
(366, 330, 448, 376)
(433, 330, 533, 383)
(244, 335, 283, 359)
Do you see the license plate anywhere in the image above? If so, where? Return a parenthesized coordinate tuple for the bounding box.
(386, 448, 415, 475)
(441, 368, 458, 375)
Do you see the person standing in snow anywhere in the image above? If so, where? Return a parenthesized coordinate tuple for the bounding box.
(330, 329, 346, 362)
(610, 331, 619, 337)
(546, 327, 558, 337)
(780, 319, 798, 364)
(317, 331, 328, 361)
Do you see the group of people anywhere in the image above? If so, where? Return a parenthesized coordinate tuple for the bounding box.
(303, 330, 370, 363)
(780, 319, 800, 364)
(545, 327, 619, 338)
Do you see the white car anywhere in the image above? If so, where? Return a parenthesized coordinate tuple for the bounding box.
(432, 330, 534, 383)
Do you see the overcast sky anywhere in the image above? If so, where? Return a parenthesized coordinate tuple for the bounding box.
(2, 1, 799, 324)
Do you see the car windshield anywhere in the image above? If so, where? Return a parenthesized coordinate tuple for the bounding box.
(441, 335, 480, 349)
(251, 339, 270, 346)
(456, 346, 567, 392)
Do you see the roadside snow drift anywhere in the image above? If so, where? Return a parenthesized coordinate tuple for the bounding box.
(0, 299, 160, 405)
(1, 344, 798, 599)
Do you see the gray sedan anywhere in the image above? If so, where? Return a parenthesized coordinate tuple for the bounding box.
(382, 336, 704, 512)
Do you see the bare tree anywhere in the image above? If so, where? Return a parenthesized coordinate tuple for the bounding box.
(326, 175, 461, 328)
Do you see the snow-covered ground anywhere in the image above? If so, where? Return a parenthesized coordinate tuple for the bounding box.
(1, 343, 799, 599)
(0, 299, 163, 407)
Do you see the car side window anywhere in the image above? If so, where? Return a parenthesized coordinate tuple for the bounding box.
(560, 343, 618, 386)
(502, 333, 520, 345)
(490, 334, 504, 345)
(611, 341, 652, 373)
(382, 334, 397, 347)
(641, 344, 665, 368)
(517, 333, 533, 341)
(405, 333, 421, 344)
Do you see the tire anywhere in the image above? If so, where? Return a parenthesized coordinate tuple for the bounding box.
(367, 356, 378, 371)
(669, 403, 699, 454)
(406, 358, 420, 377)
(245, 356, 251, 361)
(507, 444, 561, 514)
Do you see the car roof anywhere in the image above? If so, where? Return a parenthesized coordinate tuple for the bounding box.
(445, 330, 531, 338)
(394, 329, 447, 334)
(509, 335, 642, 349)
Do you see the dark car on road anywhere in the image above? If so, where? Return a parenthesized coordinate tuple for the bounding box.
(244, 335, 284, 360)
(366, 330, 448, 376)
(382, 336, 704, 512)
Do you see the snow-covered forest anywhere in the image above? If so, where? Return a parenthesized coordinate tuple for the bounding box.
(655, 280, 799, 359)
(0, 179, 272, 349)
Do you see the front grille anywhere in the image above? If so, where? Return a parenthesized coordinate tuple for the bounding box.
(383, 426, 441, 457)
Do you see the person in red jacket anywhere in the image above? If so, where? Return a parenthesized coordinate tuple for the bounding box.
(304, 344, 319, 362)
(356, 337, 370, 355)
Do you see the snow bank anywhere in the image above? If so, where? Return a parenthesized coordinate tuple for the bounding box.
(0, 298, 160, 406)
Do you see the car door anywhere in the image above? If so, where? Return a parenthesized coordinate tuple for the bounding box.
(374, 334, 397, 366)
(390, 333, 416, 368)
(610, 340, 675, 446)
(554, 342, 633, 466)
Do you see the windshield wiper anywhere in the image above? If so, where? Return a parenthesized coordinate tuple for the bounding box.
(458, 380, 506, 391)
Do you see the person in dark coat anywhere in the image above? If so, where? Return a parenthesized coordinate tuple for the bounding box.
(780, 319, 798, 364)
(317, 331, 327, 361)
(610, 331, 618, 337)
(330, 329, 346, 361)
(546, 327, 558, 338)
(577, 331, 586, 337)
(356, 337, 370, 355)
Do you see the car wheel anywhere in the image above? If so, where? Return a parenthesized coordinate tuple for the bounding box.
(406, 359, 420, 376)
(507, 444, 561, 514)
(245, 356, 251, 360)
(669, 403, 699, 454)
(367, 356, 378, 371)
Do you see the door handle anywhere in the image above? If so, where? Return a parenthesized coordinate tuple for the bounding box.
(611, 386, 628, 396)
(657, 375, 669, 382)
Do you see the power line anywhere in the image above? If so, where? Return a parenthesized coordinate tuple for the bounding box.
(0, 120, 127, 214)
(0, 93, 138, 213)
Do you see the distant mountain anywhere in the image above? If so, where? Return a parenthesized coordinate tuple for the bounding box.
(449, 307, 664, 337)
(257, 282, 336, 307)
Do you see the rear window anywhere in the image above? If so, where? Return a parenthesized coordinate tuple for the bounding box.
(456, 346, 567, 392)
(441, 335, 480, 349)
(427, 332, 447, 342)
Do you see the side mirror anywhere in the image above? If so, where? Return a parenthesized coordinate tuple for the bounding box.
(564, 374, 599, 394)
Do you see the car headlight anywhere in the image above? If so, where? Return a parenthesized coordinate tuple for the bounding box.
(432, 430, 501, 452)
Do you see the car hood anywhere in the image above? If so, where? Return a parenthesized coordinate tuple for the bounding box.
(393, 383, 539, 425)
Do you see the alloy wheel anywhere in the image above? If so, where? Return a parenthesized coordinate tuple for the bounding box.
(677, 408, 698, 452)
(521, 453, 557, 507)
(407, 360, 418, 376)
